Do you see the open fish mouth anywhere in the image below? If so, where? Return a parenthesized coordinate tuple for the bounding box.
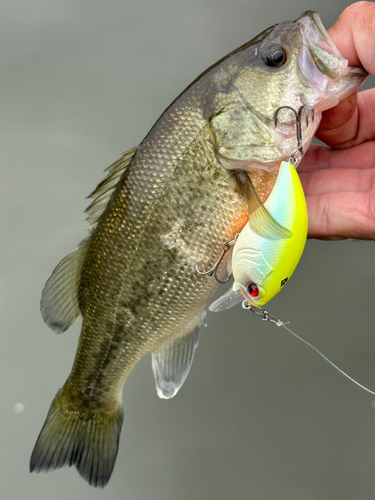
(269, 11, 368, 165)
(296, 10, 367, 93)
(296, 10, 340, 53)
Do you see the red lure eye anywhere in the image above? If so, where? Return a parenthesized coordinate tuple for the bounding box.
(247, 283, 259, 297)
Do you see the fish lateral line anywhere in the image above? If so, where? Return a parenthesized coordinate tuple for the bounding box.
(242, 301, 375, 397)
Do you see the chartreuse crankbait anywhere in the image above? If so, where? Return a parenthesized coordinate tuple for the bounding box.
(210, 160, 308, 312)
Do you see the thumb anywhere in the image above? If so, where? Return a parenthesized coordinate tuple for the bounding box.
(328, 1, 375, 74)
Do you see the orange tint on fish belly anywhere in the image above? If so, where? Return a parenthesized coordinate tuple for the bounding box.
(249, 168, 278, 204)
(215, 203, 248, 282)
(216, 168, 278, 282)
(225, 168, 278, 239)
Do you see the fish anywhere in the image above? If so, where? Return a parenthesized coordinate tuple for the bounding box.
(30, 11, 367, 487)
(209, 160, 308, 312)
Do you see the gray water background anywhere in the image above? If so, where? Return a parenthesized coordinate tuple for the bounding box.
(2, 0, 375, 499)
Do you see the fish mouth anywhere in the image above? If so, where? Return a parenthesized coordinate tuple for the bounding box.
(296, 11, 348, 83)
(296, 11, 368, 80)
(295, 11, 337, 52)
(294, 11, 367, 111)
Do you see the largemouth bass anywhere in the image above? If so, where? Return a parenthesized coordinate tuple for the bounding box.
(30, 11, 367, 487)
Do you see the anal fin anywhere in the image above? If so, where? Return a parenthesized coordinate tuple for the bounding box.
(151, 325, 201, 399)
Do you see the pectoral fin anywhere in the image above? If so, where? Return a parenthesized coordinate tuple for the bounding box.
(234, 171, 292, 240)
(151, 326, 200, 399)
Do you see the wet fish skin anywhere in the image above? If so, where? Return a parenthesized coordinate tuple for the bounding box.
(30, 11, 367, 487)
(75, 126, 245, 394)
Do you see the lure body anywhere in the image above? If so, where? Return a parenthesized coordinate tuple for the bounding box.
(210, 161, 308, 311)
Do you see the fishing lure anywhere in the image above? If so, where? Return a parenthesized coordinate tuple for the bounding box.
(210, 158, 308, 311)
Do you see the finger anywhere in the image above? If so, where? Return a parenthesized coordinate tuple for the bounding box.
(316, 89, 375, 148)
(312, 2, 375, 149)
(328, 2, 375, 73)
(306, 190, 375, 240)
(300, 167, 374, 199)
(315, 91, 358, 147)
(317, 91, 357, 132)
(299, 142, 375, 173)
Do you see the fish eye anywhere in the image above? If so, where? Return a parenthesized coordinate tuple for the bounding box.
(247, 283, 259, 298)
(261, 44, 287, 67)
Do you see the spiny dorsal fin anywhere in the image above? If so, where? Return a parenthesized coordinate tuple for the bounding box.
(85, 147, 137, 228)
(41, 147, 137, 334)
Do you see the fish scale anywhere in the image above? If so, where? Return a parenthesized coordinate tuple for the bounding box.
(75, 119, 246, 395)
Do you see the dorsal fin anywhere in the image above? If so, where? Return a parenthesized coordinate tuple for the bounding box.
(85, 147, 137, 228)
(41, 147, 137, 334)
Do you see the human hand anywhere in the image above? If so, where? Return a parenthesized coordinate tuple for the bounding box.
(299, 2, 375, 240)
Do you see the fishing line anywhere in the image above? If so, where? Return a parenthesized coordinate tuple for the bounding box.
(242, 301, 375, 396)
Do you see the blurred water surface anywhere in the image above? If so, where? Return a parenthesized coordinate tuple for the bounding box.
(2, 1, 375, 499)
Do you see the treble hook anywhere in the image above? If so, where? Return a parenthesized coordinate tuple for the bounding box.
(196, 234, 239, 284)
(273, 104, 314, 166)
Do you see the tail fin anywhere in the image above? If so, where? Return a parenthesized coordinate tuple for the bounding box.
(30, 389, 123, 487)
